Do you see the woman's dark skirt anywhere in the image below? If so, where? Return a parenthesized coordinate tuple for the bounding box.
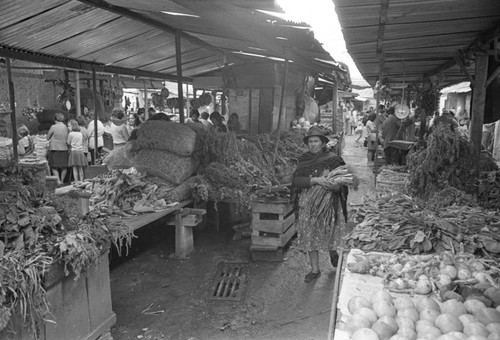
(48, 150, 69, 168)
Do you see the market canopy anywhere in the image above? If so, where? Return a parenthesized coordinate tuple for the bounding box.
(0, 0, 348, 84)
(333, 0, 500, 88)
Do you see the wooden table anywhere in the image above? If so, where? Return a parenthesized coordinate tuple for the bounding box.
(116, 200, 205, 258)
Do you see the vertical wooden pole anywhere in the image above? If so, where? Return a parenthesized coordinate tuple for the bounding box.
(143, 80, 148, 119)
(92, 68, 98, 163)
(470, 54, 489, 153)
(6, 58, 18, 162)
(331, 75, 338, 133)
(185, 84, 190, 115)
(75, 71, 81, 117)
(175, 30, 185, 123)
(248, 89, 253, 134)
(272, 59, 289, 169)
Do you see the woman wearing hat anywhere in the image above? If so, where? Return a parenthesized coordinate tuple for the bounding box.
(292, 126, 349, 282)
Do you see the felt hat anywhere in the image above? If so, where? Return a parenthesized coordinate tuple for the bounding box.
(303, 125, 329, 145)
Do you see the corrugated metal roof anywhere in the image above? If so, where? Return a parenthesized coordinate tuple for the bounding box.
(0, 0, 347, 84)
(333, 0, 500, 87)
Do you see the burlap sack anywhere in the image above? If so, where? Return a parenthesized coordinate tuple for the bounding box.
(135, 121, 196, 156)
(133, 149, 199, 185)
(103, 143, 135, 170)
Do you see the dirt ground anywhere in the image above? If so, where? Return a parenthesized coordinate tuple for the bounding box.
(109, 133, 376, 340)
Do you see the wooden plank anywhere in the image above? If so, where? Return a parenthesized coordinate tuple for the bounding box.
(251, 223, 296, 247)
(62, 271, 91, 339)
(252, 212, 295, 234)
(119, 200, 192, 231)
(251, 202, 293, 214)
(86, 252, 114, 336)
(44, 281, 65, 340)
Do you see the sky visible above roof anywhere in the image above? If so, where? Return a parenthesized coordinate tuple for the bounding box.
(276, 0, 370, 87)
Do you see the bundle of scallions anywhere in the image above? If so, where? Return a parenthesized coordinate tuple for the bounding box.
(299, 165, 359, 224)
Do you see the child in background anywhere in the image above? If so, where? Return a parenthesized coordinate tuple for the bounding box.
(355, 121, 364, 142)
(17, 124, 33, 156)
(67, 119, 87, 183)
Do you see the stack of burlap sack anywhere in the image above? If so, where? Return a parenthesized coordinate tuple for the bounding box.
(103, 121, 200, 203)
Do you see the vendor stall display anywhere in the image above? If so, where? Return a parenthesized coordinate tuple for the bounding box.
(0, 165, 132, 338)
(345, 191, 500, 255)
(335, 250, 500, 340)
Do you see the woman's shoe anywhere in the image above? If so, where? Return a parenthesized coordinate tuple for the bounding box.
(330, 251, 339, 268)
(304, 271, 321, 282)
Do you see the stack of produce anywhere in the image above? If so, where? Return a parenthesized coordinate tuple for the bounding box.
(345, 192, 500, 256)
(376, 165, 409, 194)
(347, 251, 500, 302)
(477, 169, 500, 210)
(407, 126, 498, 200)
(344, 289, 500, 340)
(0, 166, 132, 334)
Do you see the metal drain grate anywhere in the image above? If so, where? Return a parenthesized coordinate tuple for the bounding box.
(208, 262, 247, 301)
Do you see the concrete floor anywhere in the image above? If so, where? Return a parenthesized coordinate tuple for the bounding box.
(109, 134, 376, 340)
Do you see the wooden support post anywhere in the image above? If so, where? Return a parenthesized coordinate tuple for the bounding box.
(174, 212, 194, 258)
(75, 71, 81, 117)
(175, 30, 185, 123)
(92, 68, 98, 163)
(331, 75, 338, 133)
(6, 58, 18, 163)
(272, 59, 289, 169)
(486, 65, 500, 87)
(470, 54, 489, 153)
(143, 80, 148, 119)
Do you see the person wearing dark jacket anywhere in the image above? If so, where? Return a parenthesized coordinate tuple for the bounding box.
(292, 126, 349, 282)
(381, 107, 402, 165)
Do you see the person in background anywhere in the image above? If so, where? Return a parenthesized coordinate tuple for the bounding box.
(292, 126, 349, 282)
(17, 124, 33, 156)
(87, 113, 104, 164)
(199, 111, 212, 127)
(134, 107, 146, 127)
(365, 113, 378, 164)
(126, 113, 137, 135)
(351, 109, 359, 135)
(110, 110, 130, 148)
(381, 107, 402, 165)
(185, 109, 202, 124)
(227, 112, 242, 132)
(47, 112, 69, 185)
(432, 108, 458, 132)
(101, 112, 114, 150)
(76, 116, 90, 165)
(354, 120, 364, 143)
(67, 119, 87, 183)
(147, 107, 156, 118)
(344, 109, 353, 136)
(210, 111, 228, 132)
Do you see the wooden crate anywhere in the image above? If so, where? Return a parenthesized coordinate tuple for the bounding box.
(0, 251, 115, 340)
(251, 200, 296, 248)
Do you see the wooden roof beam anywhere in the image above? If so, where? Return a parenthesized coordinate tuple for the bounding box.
(376, 0, 389, 85)
(0, 45, 192, 82)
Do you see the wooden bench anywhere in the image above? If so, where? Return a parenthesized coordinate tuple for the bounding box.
(118, 200, 205, 258)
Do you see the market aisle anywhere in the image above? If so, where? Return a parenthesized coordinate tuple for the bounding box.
(341, 134, 376, 205)
(109, 133, 374, 340)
